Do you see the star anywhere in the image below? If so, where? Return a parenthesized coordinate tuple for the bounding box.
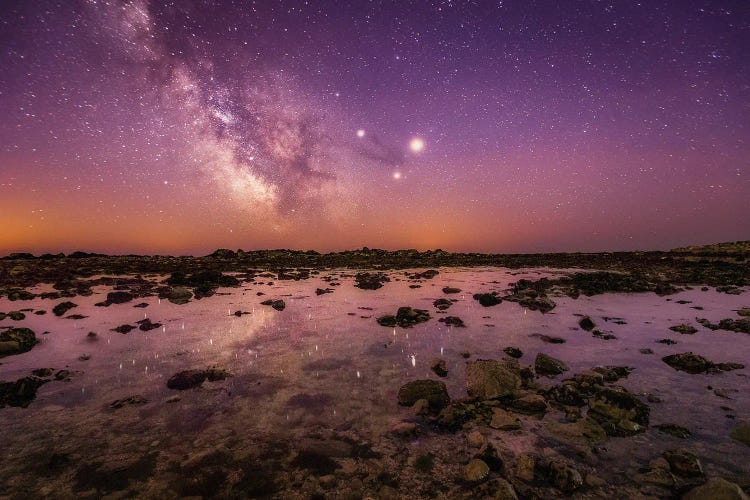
(409, 137, 425, 153)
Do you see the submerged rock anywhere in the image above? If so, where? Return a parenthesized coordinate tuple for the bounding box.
(438, 316, 465, 327)
(466, 359, 522, 399)
(112, 324, 136, 334)
(682, 477, 749, 500)
(663, 449, 703, 477)
(0, 327, 38, 357)
(109, 395, 148, 409)
(578, 316, 596, 331)
(96, 291, 134, 307)
(535, 353, 569, 376)
(398, 380, 450, 410)
(549, 460, 583, 492)
(730, 422, 750, 446)
(442, 287, 461, 294)
(136, 318, 162, 331)
(167, 368, 231, 390)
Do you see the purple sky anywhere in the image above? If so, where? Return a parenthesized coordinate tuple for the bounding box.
(1, 0, 748, 254)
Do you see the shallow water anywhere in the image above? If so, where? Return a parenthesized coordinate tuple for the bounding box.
(1, 267, 749, 498)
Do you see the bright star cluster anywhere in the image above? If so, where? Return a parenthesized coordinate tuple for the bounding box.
(0, 1, 747, 254)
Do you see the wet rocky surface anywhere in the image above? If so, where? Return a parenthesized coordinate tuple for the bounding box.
(0, 249, 749, 497)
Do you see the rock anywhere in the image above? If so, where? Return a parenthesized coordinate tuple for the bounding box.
(473, 293, 501, 307)
(438, 316, 465, 327)
(78, 354, 91, 361)
(588, 387, 649, 436)
(655, 424, 692, 439)
(511, 393, 548, 415)
(397, 379, 450, 410)
(738, 308, 750, 317)
(166, 368, 231, 390)
(52, 301, 77, 316)
(112, 324, 136, 334)
(31, 368, 54, 377)
(503, 347, 523, 359)
(640, 348, 654, 354)
(430, 358, 448, 377)
(585, 473, 606, 488)
(0, 376, 48, 408)
(54, 370, 82, 381)
(657, 338, 678, 345)
(443, 287, 461, 294)
(662, 352, 733, 374)
(592, 365, 633, 382)
(535, 334, 565, 344)
(549, 460, 583, 492)
(464, 458, 490, 483)
(166, 286, 193, 304)
(515, 454, 535, 482)
(535, 353, 569, 376)
(378, 307, 430, 328)
(634, 467, 676, 488)
(354, 272, 390, 290)
(315, 288, 333, 295)
(663, 449, 703, 477)
(670, 324, 698, 334)
(579, 316, 596, 331)
(466, 359, 522, 400)
(389, 421, 417, 437)
(0, 327, 38, 357)
(260, 299, 286, 311)
(433, 298, 453, 310)
(545, 418, 607, 447)
(490, 408, 521, 430)
(97, 291, 134, 306)
(412, 398, 429, 416)
(730, 422, 750, 446)
(109, 395, 148, 409)
(682, 477, 749, 500)
(467, 431, 485, 448)
(136, 318, 162, 331)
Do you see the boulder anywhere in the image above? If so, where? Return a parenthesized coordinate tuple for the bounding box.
(464, 459, 490, 483)
(682, 477, 749, 500)
(663, 449, 703, 478)
(588, 387, 649, 436)
(466, 359, 522, 399)
(397, 379, 450, 410)
(473, 293, 501, 307)
(535, 353, 569, 376)
(0, 327, 38, 357)
(52, 301, 77, 316)
(166, 287, 193, 305)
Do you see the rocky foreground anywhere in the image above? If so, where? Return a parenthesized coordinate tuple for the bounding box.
(0, 243, 749, 498)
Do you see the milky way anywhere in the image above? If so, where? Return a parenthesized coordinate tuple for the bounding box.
(0, 1, 748, 254)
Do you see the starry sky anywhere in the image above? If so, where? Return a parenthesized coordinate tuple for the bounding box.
(1, 0, 748, 255)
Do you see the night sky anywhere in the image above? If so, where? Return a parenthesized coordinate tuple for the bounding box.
(1, 1, 748, 255)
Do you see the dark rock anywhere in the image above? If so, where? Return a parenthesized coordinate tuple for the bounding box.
(112, 324, 136, 334)
(397, 379, 450, 410)
(31, 368, 54, 377)
(438, 316, 465, 327)
(466, 359, 522, 399)
(167, 368, 231, 390)
(378, 307, 430, 328)
(96, 291, 134, 307)
(0, 327, 38, 357)
(663, 449, 703, 477)
(535, 353, 569, 376)
(657, 338, 677, 345)
(166, 287, 192, 305)
(579, 316, 596, 331)
(442, 287, 461, 294)
(473, 293, 501, 307)
(654, 424, 691, 439)
(109, 395, 148, 409)
(730, 422, 750, 446)
(662, 352, 743, 374)
(354, 272, 390, 290)
(670, 324, 698, 335)
(52, 301, 77, 316)
(0, 376, 48, 408)
(503, 347, 523, 359)
(136, 318, 162, 331)
(260, 299, 286, 311)
(430, 358, 448, 377)
(433, 298, 453, 310)
(315, 288, 333, 295)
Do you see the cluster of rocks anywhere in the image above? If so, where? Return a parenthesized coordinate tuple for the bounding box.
(354, 272, 390, 290)
(697, 316, 750, 334)
(260, 299, 286, 311)
(377, 307, 431, 328)
(662, 352, 744, 374)
(166, 368, 231, 390)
